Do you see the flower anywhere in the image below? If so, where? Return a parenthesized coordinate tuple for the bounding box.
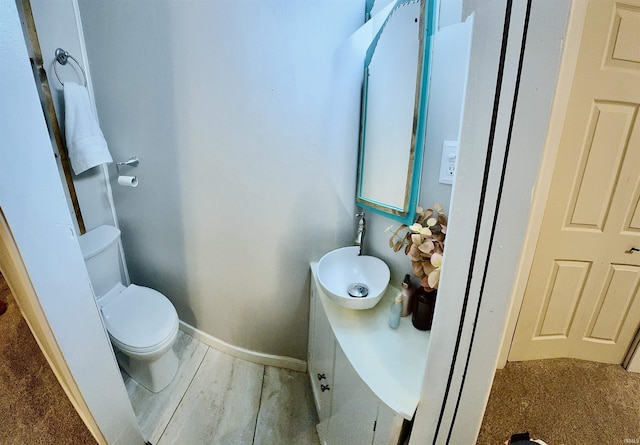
(387, 205, 447, 290)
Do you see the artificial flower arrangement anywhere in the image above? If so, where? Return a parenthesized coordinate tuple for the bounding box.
(386, 204, 447, 291)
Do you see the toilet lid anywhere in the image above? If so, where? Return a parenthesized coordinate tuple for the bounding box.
(102, 284, 178, 350)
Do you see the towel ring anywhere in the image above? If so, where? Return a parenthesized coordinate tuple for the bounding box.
(53, 48, 87, 86)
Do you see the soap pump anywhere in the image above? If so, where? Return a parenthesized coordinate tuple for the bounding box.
(388, 294, 403, 329)
(401, 274, 414, 317)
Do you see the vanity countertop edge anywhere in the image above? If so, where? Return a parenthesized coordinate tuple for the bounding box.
(310, 262, 430, 420)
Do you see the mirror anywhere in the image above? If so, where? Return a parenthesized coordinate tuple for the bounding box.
(356, 0, 435, 225)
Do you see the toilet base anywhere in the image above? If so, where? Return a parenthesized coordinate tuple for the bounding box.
(116, 347, 179, 393)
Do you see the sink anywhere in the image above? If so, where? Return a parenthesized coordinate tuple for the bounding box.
(317, 246, 390, 310)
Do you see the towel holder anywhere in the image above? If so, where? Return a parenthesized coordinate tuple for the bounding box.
(53, 48, 87, 86)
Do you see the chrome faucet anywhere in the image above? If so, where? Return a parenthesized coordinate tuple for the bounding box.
(355, 212, 366, 255)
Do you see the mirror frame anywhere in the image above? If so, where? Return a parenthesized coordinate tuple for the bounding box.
(356, 0, 436, 225)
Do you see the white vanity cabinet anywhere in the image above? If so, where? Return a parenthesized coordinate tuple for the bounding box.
(308, 264, 430, 445)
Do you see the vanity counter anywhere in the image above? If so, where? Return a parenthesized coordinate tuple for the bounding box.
(310, 263, 429, 419)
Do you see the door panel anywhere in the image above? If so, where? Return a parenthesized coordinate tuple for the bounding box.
(567, 101, 635, 230)
(586, 264, 640, 343)
(536, 260, 591, 339)
(605, 4, 640, 69)
(510, 0, 640, 363)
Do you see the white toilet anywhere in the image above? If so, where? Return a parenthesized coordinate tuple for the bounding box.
(79, 225, 179, 393)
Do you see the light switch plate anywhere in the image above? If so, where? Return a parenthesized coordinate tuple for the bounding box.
(439, 141, 458, 185)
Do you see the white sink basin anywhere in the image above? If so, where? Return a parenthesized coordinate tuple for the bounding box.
(317, 246, 390, 310)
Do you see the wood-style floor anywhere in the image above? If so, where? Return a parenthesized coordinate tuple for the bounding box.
(1, 271, 318, 445)
(124, 330, 320, 445)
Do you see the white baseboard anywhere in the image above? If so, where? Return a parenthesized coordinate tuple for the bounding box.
(179, 321, 307, 373)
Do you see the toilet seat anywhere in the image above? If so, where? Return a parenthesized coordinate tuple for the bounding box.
(101, 284, 179, 354)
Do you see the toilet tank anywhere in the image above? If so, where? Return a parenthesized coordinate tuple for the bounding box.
(79, 225, 123, 298)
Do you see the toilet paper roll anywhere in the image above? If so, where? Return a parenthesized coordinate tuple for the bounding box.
(117, 175, 138, 187)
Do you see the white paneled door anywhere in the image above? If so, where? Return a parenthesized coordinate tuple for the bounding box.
(510, 0, 640, 364)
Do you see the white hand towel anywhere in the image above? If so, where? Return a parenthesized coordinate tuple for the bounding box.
(63, 82, 112, 174)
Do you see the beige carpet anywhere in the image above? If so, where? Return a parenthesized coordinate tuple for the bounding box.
(0, 274, 97, 445)
(477, 358, 640, 445)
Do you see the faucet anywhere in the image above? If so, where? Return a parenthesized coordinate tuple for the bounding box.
(355, 212, 366, 255)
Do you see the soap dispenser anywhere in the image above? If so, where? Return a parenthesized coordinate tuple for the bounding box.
(401, 274, 414, 317)
(388, 294, 403, 329)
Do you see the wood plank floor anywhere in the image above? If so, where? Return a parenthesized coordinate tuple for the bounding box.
(123, 331, 319, 445)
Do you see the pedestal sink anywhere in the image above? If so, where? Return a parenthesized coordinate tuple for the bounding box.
(317, 246, 390, 310)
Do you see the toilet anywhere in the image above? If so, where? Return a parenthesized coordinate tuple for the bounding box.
(79, 225, 179, 393)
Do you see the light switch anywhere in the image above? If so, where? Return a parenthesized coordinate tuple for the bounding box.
(439, 141, 458, 185)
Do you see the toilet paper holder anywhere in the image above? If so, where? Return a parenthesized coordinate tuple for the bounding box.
(116, 156, 139, 173)
(116, 157, 139, 188)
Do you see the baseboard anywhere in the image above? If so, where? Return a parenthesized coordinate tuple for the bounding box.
(178, 321, 307, 373)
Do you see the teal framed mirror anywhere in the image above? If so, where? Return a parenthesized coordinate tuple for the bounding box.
(356, 0, 436, 225)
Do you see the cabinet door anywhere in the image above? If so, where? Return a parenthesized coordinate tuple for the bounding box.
(373, 402, 404, 445)
(326, 343, 379, 445)
(308, 285, 336, 432)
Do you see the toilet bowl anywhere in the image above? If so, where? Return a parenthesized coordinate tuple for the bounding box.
(101, 282, 179, 392)
(79, 225, 180, 393)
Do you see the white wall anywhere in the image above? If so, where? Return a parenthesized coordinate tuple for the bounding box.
(76, 0, 364, 360)
(0, 1, 143, 442)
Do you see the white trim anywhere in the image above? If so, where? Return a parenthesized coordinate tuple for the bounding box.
(0, 4, 145, 440)
(410, 2, 521, 441)
(179, 321, 307, 373)
(70, 0, 95, 116)
(0, 214, 107, 445)
(70, 0, 130, 284)
(409, 0, 572, 442)
(497, 0, 589, 368)
(624, 329, 640, 373)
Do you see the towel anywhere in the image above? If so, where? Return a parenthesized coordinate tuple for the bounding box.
(63, 82, 112, 174)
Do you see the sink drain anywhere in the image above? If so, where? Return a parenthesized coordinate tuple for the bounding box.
(347, 283, 369, 298)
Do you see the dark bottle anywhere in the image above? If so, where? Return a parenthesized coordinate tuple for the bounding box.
(412, 287, 437, 331)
